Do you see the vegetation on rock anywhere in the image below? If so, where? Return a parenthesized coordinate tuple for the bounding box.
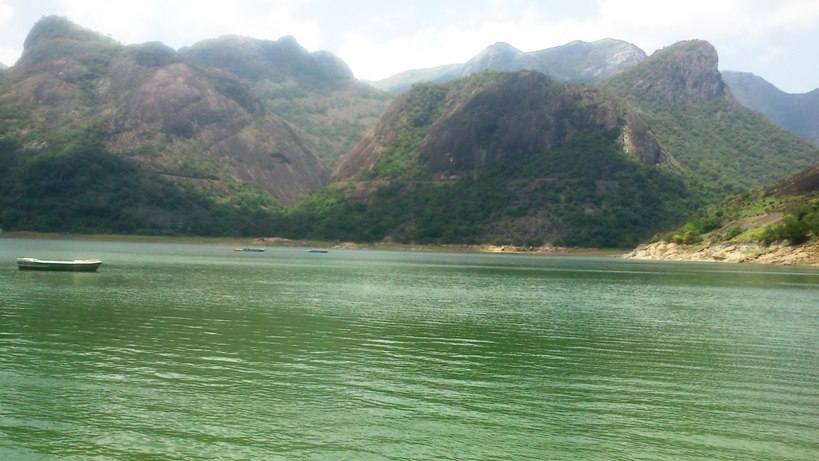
(653, 164, 819, 247)
(1, 18, 816, 257)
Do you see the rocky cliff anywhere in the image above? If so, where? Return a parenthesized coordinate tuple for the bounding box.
(603, 40, 725, 106)
(180, 35, 391, 168)
(2, 16, 333, 206)
(336, 71, 663, 181)
(601, 40, 817, 198)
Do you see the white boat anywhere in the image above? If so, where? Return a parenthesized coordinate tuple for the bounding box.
(16, 257, 102, 272)
(234, 247, 265, 252)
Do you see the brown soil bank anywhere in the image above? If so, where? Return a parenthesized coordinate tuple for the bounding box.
(623, 240, 819, 267)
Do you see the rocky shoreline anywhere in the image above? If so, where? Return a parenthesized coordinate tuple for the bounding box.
(623, 240, 819, 266)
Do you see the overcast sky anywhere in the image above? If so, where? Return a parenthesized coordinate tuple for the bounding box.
(1, 0, 818, 93)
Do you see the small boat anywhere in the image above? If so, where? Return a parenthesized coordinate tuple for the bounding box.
(17, 257, 102, 272)
(234, 247, 265, 252)
(308, 249, 329, 253)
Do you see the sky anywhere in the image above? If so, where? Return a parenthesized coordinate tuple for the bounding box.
(1, 0, 818, 93)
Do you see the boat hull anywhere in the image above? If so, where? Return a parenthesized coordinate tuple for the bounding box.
(16, 258, 102, 272)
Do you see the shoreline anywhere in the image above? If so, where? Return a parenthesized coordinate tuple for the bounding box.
(4, 232, 816, 267)
(623, 240, 819, 267)
(0, 232, 622, 257)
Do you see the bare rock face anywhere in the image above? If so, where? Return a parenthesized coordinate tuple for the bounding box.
(4, 16, 329, 206)
(766, 163, 819, 197)
(335, 71, 666, 181)
(608, 40, 726, 106)
(417, 73, 600, 172)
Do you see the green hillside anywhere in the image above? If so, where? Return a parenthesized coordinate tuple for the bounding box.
(0, 136, 284, 235)
(290, 71, 703, 248)
(654, 163, 819, 247)
(287, 42, 817, 249)
(290, 131, 693, 248)
(0, 16, 381, 235)
(601, 41, 817, 200)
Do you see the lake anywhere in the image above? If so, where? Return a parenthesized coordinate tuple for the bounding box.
(1, 238, 817, 460)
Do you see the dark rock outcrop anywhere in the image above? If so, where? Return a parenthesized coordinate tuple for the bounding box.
(606, 40, 725, 106)
(335, 71, 665, 181)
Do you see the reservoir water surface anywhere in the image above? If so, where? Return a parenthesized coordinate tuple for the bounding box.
(1, 238, 817, 460)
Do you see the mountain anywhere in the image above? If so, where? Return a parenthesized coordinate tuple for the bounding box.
(601, 40, 817, 197)
(292, 71, 700, 247)
(286, 41, 817, 248)
(371, 39, 819, 150)
(722, 71, 819, 145)
(0, 16, 382, 235)
(0, 62, 7, 71)
(370, 39, 646, 94)
(180, 35, 391, 168)
(625, 162, 819, 265)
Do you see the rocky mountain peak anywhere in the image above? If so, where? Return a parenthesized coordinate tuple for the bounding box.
(15, 16, 120, 74)
(606, 39, 725, 105)
(22, 15, 115, 51)
(461, 42, 529, 75)
(182, 34, 354, 83)
(334, 71, 665, 182)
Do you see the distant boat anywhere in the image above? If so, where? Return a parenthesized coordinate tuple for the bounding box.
(234, 248, 265, 252)
(308, 249, 329, 253)
(17, 257, 102, 272)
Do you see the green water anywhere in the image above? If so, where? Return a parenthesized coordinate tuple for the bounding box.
(1, 238, 817, 460)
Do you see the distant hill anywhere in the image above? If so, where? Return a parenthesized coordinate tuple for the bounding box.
(372, 41, 819, 150)
(180, 35, 391, 168)
(284, 41, 817, 248)
(0, 16, 385, 235)
(722, 71, 819, 146)
(370, 39, 646, 94)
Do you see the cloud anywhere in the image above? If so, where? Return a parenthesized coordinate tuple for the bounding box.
(0, 1, 18, 65)
(58, 0, 323, 49)
(2, 0, 817, 91)
(593, 0, 819, 51)
(337, 0, 819, 91)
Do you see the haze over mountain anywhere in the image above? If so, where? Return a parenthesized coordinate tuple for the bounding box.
(371, 39, 647, 94)
(179, 34, 391, 168)
(373, 39, 819, 148)
(722, 71, 819, 146)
